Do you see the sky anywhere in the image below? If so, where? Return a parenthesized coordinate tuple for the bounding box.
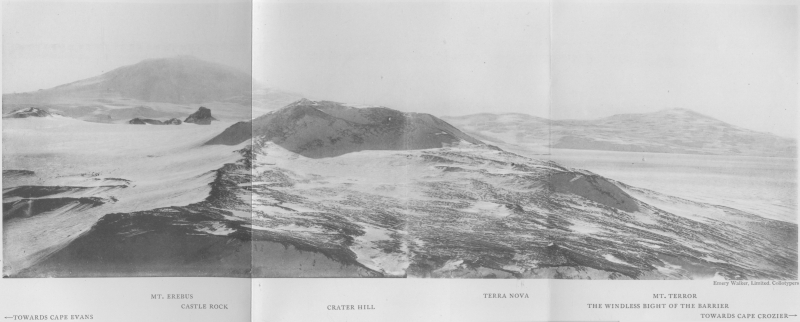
(2, 0, 251, 94)
(552, 1, 798, 138)
(256, 1, 552, 120)
(259, 0, 797, 138)
(2, 1, 797, 137)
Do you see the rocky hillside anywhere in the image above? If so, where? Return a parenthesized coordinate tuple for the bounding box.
(444, 109, 796, 157)
(206, 99, 485, 158)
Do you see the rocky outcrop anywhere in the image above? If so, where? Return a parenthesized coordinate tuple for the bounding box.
(3, 107, 52, 118)
(184, 107, 217, 125)
(547, 171, 639, 212)
(129, 118, 160, 125)
(128, 117, 182, 125)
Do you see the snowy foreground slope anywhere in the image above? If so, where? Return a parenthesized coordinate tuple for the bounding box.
(2, 116, 245, 276)
(242, 142, 796, 278)
(4, 100, 797, 279)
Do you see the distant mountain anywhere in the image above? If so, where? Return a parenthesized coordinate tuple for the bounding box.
(5, 56, 251, 105)
(2, 107, 52, 119)
(444, 109, 796, 157)
(2, 56, 268, 122)
(206, 99, 484, 158)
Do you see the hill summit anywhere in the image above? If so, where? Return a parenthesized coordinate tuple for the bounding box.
(206, 99, 484, 158)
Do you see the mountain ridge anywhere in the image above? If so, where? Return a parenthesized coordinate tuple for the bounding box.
(1, 56, 267, 123)
(4, 56, 252, 105)
(443, 108, 796, 157)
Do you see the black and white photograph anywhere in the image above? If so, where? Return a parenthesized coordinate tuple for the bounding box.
(3, 0, 797, 281)
(1, 0, 798, 320)
(250, 1, 797, 280)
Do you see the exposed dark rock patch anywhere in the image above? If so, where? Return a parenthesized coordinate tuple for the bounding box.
(4, 186, 91, 199)
(129, 118, 162, 125)
(128, 117, 182, 125)
(208, 121, 251, 144)
(3, 185, 126, 199)
(15, 208, 254, 277)
(184, 106, 217, 125)
(3, 107, 52, 118)
(547, 171, 639, 212)
(206, 99, 485, 158)
(3, 197, 105, 221)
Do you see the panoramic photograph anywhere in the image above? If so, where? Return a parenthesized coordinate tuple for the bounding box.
(3, 1, 797, 280)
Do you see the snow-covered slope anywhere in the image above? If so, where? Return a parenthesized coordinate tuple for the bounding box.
(2, 116, 245, 276)
(6, 106, 796, 279)
(239, 143, 796, 279)
(444, 109, 796, 157)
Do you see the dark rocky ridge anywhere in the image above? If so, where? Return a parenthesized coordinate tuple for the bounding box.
(184, 106, 217, 125)
(128, 118, 182, 125)
(3, 107, 52, 118)
(206, 99, 485, 158)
